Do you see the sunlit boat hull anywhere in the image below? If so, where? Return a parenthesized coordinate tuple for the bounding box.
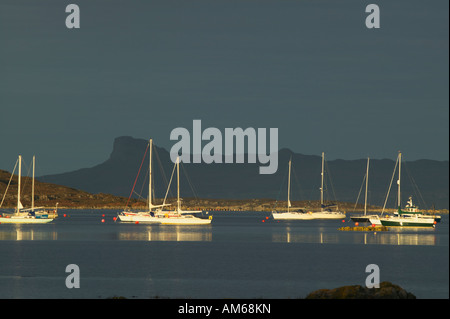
(380, 216, 436, 227)
(273, 211, 346, 220)
(0, 216, 53, 224)
(117, 211, 160, 224)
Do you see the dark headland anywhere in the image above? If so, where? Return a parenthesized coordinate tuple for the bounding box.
(38, 137, 449, 210)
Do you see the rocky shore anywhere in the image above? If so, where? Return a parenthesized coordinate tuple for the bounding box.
(305, 281, 416, 299)
(107, 282, 416, 299)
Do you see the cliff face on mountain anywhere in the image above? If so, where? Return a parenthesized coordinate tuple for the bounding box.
(38, 136, 449, 209)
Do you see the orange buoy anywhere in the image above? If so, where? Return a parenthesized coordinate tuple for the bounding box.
(265, 216, 269, 220)
(113, 217, 117, 221)
(135, 221, 139, 224)
(355, 222, 359, 226)
(342, 219, 345, 223)
(101, 219, 105, 223)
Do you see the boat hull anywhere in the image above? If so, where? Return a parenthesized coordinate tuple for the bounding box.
(368, 215, 382, 226)
(159, 217, 212, 225)
(272, 212, 314, 220)
(350, 216, 371, 222)
(156, 210, 212, 225)
(380, 217, 435, 227)
(273, 211, 346, 220)
(117, 211, 212, 225)
(353, 214, 383, 224)
(117, 212, 160, 224)
(0, 216, 53, 224)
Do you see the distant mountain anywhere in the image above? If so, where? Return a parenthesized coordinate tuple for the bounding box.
(39, 136, 449, 209)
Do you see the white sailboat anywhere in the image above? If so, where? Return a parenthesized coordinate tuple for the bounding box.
(272, 153, 346, 220)
(153, 157, 212, 225)
(0, 155, 54, 224)
(312, 153, 346, 219)
(272, 159, 312, 220)
(367, 155, 401, 226)
(350, 158, 380, 223)
(117, 140, 212, 225)
(117, 139, 169, 224)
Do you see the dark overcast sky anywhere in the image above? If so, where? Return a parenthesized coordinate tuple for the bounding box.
(0, 0, 448, 175)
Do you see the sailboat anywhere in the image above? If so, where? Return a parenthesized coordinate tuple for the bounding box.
(271, 159, 311, 220)
(272, 153, 346, 220)
(378, 152, 436, 228)
(153, 157, 212, 225)
(117, 139, 170, 224)
(0, 155, 54, 224)
(350, 158, 380, 223)
(117, 140, 212, 225)
(308, 152, 346, 219)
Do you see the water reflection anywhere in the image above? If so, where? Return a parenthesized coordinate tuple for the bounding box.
(0, 216, 442, 245)
(272, 227, 439, 246)
(273, 232, 340, 244)
(0, 224, 212, 242)
(117, 226, 212, 242)
(371, 232, 436, 246)
(0, 225, 57, 241)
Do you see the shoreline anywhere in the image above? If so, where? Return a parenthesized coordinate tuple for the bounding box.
(2, 169, 448, 214)
(1, 198, 448, 214)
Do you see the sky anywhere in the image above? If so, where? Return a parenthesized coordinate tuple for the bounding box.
(0, 0, 448, 175)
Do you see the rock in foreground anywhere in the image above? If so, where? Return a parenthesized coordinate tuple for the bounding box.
(305, 282, 416, 299)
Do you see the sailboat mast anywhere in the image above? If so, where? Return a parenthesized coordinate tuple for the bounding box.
(177, 157, 181, 212)
(397, 152, 402, 208)
(17, 155, 21, 215)
(364, 157, 369, 216)
(32, 155, 35, 211)
(148, 139, 152, 211)
(320, 152, 324, 208)
(287, 159, 291, 213)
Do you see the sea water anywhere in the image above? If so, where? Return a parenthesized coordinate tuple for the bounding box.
(0, 210, 448, 299)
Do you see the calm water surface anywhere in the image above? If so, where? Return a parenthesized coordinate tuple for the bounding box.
(0, 210, 448, 299)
